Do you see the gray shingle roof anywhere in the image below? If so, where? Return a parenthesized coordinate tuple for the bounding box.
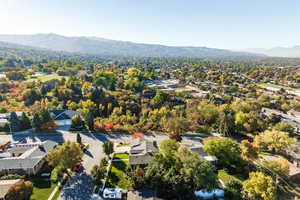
(0, 140, 57, 171)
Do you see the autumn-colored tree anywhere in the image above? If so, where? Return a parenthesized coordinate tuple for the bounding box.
(254, 130, 296, 153)
(240, 140, 258, 161)
(6, 180, 33, 200)
(46, 141, 83, 171)
(243, 172, 277, 200)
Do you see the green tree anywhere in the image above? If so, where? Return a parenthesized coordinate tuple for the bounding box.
(9, 112, 21, 132)
(46, 141, 83, 171)
(243, 172, 277, 200)
(20, 112, 31, 130)
(203, 138, 244, 169)
(103, 141, 114, 157)
(91, 164, 106, 185)
(254, 130, 296, 153)
(31, 113, 42, 131)
(225, 180, 243, 200)
(71, 114, 85, 130)
(273, 122, 294, 135)
(145, 140, 217, 199)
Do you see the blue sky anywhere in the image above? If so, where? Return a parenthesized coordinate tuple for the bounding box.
(0, 0, 300, 49)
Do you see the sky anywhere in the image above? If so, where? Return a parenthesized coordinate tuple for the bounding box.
(0, 0, 300, 49)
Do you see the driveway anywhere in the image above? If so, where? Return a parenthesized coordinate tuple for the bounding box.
(58, 172, 95, 200)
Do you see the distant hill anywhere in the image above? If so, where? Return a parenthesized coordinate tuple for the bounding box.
(245, 46, 300, 57)
(0, 33, 263, 58)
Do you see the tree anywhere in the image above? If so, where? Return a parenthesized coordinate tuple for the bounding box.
(91, 164, 106, 185)
(261, 157, 290, 178)
(6, 180, 33, 200)
(218, 111, 235, 137)
(76, 133, 82, 144)
(243, 172, 277, 200)
(164, 117, 189, 142)
(9, 112, 21, 132)
(225, 180, 243, 200)
(254, 130, 296, 153)
(273, 122, 294, 135)
(31, 113, 42, 131)
(203, 138, 244, 169)
(85, 112, 94, 131)
(71, 114, 85, 130)
(145, 139, 218, 199)
(103, 141, 114, 157)
(39, 109, 52, 123)
(46, 141, 83, 171)
(240, 140, 258, 161)
(20, 112, 31, 130)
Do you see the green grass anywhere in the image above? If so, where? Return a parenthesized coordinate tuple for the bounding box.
(29, 177, 57, 200)
(218, 170, 242, 185)
(106, 159, 130, 189)
(0, 132, 8, 135)
(113, 153, 129, 160)
(259, 151, 272, 156)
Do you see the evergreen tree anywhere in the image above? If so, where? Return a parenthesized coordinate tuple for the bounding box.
(20, 112, 31, 130)
(76, 133, 82, 144)
(40, 109, 52, 123)
(9, 112, 21, 132)
(85, 112, 94, 131)
(31, 113, 42, 131)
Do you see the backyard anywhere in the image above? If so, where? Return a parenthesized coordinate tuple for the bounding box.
(106, 153, 130, 189)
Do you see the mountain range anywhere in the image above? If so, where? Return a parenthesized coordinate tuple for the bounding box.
(0, 33, 262, 58)
(244, 46, 300, 57)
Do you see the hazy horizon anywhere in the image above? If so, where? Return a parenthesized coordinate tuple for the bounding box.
(1, 0, 300, 50)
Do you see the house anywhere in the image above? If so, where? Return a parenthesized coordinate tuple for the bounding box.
(129, 138, 158, 166)
(181, 142, 218, 165)
(50, 110, 78, 126)
(103, 188, 123, 199)
(0, 179, 21, 200)
(0, 140, 58, 175)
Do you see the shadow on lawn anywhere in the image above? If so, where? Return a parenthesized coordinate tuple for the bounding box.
(30, 178, 52, 189)
(112, 160, 127, 171)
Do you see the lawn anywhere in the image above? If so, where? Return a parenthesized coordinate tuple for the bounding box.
(0, 132, 8, 135)
(113, 153, 129, 160)
(29, 177, 57, 200)
(218, 170, 242, 185)
(106, 159, 130, 189)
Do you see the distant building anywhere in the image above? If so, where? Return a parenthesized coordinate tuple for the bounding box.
(129, 138, 157, 166)
(0, 140, 58, 175)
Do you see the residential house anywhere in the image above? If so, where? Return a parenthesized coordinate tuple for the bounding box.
(0, 140, 58, 175)
(181, 142, 218, 165)
(0, 179, 21, 200)
(129, 138, 157, 166)
(50, 110, 78, 126)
